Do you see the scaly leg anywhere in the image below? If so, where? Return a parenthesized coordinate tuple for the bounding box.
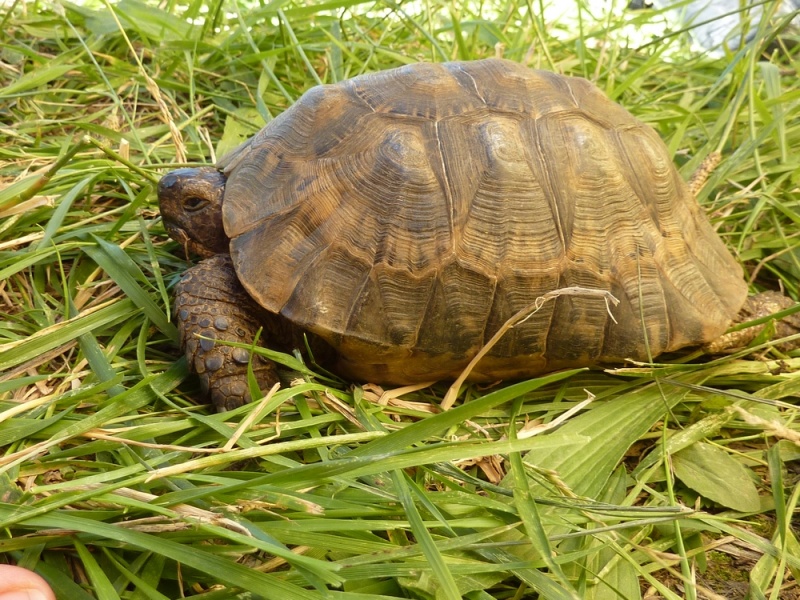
(174, 255, 279, 411)
(705, 291, 800, 354)
(687, 152, 722, 197)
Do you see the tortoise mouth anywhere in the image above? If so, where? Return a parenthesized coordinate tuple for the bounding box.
(164, 221, 217, 259)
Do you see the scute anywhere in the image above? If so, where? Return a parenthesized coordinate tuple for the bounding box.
(220, 58, 748, 383)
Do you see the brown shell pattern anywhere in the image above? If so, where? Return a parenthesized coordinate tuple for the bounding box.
(218, 58, 748, 384)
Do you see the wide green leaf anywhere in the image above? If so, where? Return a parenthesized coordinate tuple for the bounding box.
(672, 441, 761, 512)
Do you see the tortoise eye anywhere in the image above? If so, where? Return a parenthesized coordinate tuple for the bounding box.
(183, 196, 208, 212)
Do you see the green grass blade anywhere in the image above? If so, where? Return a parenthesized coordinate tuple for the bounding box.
(74, 538, 120, 600)
(84, 236, 179, 344)
(0, 504, 325, 599)
(350, 369, 583, 457)
(392, 471, 461, 599)
(0, 299, 134, 373)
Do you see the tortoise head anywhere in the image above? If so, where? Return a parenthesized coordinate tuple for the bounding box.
(158, 167, 229, 258)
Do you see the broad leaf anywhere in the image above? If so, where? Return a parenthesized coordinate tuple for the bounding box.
(672, 442, 761, 512)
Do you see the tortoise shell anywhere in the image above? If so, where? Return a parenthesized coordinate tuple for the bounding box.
(215, 58, 747, 383)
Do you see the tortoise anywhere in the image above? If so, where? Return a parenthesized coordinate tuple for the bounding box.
(158, 58, 797, 412)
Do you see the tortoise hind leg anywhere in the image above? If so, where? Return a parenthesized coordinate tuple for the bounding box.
(686, 152, 722, 197)
(705, 291, 800, 354)
(174, 254, 279, 411)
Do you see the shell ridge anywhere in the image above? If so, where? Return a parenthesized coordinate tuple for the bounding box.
(433, 120, 456, 255)
(624, 252, 666, 360)
(283, 242, 369, 338)
(449, 62, 487, 104)
(564, 80, 582, 110)
(343, 261, 380, 340)
(539, 274, 560, 368)
(530, 119, 568, 253)
(648, 254, 672, 354)
(478, 269, 499, 350)
(345, 78, 377, 114)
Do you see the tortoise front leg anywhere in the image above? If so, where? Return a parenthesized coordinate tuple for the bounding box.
(174, 254, 279, 411)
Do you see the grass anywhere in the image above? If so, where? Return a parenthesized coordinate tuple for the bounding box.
(1, 0, 799, 598)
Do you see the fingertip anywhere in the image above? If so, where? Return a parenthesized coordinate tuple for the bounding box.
(0, 566, 55, 600)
